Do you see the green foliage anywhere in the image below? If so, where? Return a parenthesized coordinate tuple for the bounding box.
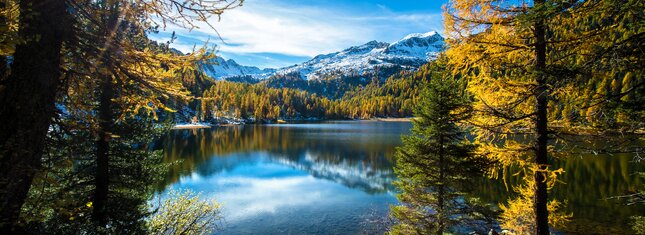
(199, 62, 441, 121)
(389, 75, 492, 235)
(339, 63, 437, 119)
(630, 171, 645, 235)
(263, 65, 407, 100)
(148, 190, 223, 235)
(19, 2, 207, 232)
(633, 216, 645, 235)
(201, 80, 332, 121)
(21, 108, 170, 233)
(263, 72, 366, 100)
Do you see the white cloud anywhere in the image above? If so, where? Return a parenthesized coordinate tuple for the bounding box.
(148, 0, 444, 68)
(212, 176, 326, 219)
(159, 1, 370, 57)
(158, 1, 442, 56)
(174, 175, 343, 221)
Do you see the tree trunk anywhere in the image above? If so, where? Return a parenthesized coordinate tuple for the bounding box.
(0, 56, 6, 79)
(92, 3, 121, 226)
(0, 0, 68, 230)
(437, 135, 445, 235)
(533, 0, 550, 234)
(93, 75, 113, 226)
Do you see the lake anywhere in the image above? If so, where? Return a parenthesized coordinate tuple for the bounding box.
(158, 121, 643, 234)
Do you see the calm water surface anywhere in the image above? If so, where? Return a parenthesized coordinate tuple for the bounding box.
(158, 121, 643, 234)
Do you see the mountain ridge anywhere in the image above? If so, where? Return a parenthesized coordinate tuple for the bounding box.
(200, 57, 277, 80)
(275, 31, 444, 80)
(198, 31, 444, 81)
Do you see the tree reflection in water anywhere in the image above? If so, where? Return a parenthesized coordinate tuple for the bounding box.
(158, 122, 406, 194)
(157, 122, 643, 234)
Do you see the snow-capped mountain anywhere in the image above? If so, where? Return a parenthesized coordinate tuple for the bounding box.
(200, 57, 277, 80)
(275, 31, 444, 80)
(197, 31, 444, 82)
(277, 151, 395, 193)
(385, 31, 445, 59)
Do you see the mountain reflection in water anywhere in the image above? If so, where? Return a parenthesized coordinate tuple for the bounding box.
(157, 121, 644, 235)
(157, 121, 409, 234)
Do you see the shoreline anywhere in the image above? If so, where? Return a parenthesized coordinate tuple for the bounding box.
(374, 117, 414, 122)
(171, 117, 416, 129)
(172, 123, 212, 129)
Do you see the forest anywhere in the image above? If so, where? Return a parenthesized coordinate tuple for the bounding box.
(0, 0, 643, 234)
(198, 63, 435, 121)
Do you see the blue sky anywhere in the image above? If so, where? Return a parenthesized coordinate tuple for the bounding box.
(148, 0, 447, 69)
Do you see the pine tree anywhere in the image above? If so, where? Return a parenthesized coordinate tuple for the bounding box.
(390, 75, 491, 235)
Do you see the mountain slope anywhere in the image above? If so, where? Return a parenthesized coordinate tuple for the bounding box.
(200, 57, 277, 80)
(275, 31, 444, 80)
(197, 31, 444, 83)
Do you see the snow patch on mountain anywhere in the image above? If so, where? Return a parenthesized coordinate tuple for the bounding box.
(200, 57, 277, 80)
(275, 31, 445, 80)
(197, 31, 445, 81)
(385, 31, 444, 59)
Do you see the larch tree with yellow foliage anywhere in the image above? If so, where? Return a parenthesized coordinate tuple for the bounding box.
(0, 0, 243, 230)
(444, 0, 643, 234)
(63, 0, 243, 229)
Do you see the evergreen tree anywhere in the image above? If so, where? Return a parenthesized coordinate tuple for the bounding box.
(390, 76, 491, 235)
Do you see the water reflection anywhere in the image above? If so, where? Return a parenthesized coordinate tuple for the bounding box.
(473, 153, 644, 234)
(160, 121, 406, 194)
(158, 121, 408, 234)
(158, 121, 644, 234)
